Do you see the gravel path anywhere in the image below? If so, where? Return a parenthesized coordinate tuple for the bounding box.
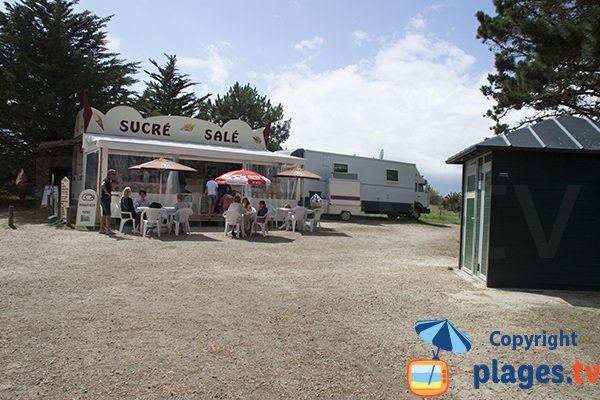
(0, 211, 598, 399)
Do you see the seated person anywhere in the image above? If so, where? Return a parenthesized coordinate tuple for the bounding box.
(121, 186, 139, 226)
(227, 195, 245, 215)
(226, 195, 245, 237)
(241, 197, 256, 234)
(290, 200, 307, 230)
(173, 193, 190, 221)
(174, 193, 189, 211)
(292, 200, 305, 213)
(134, 190, 150, 210)
(256, 200, 268, 223)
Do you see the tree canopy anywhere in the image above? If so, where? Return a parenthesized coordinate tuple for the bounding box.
(198, 82, 291, 151)
(0, 0, 138, 187)
(477, 0, 600, 133)
(136, 53, 209, 117)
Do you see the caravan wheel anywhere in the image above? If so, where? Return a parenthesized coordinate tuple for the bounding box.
(410, 209, 421, 220)
(340, 211, 352, 221)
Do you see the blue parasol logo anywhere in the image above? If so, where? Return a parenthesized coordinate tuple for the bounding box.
(407, 319, 473, 397)
(415, 319, 473, 359)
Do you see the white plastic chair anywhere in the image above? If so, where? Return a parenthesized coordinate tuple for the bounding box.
(141, 208, 167, 238)
(119, 211, 138, 234)
(251, 210, 271, 237)
(289, 207, 307, 232)
(267, 206, 279, 228)
(223, 209, 242, 238)
(306, 209, 324, 232)
(171, 208, 193, 236)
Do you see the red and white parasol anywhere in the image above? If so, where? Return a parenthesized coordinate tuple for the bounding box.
(215, 169, 271, 186)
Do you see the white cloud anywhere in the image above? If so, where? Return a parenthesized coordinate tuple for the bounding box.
(409, 14, 426, 30)
(294, 36, 324, 52)
(352, 30, 370, 47)
(104, 32, 122, 52)
(179, 42, 233, 89)
(266, 33, 495, 193)
(424, 4, 445, 12)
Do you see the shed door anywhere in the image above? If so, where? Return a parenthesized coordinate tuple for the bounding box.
(477, 158, 492, 278)
(462, 161, 478, 274)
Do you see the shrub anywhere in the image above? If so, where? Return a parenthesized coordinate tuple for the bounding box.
(441, 192, 461, 212)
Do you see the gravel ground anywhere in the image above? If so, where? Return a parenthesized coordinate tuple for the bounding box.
(0, 209, 598, 399)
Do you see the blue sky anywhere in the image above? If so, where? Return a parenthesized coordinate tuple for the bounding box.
(71, 0, 500, 194)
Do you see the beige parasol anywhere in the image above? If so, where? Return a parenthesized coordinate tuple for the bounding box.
(275, 167, 322, 180)
(275, 167, 322, 201)
(129, 158, 197, 194)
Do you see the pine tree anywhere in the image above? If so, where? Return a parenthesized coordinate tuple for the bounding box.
(198, 82, 291, 151)
(0, 0, 138, 188)
(477, 0, 600, 133)
(136, 54, 209, 117)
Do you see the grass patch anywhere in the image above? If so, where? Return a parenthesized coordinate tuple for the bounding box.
(362, 205, 460, 225)
(420, 205, 460, 225)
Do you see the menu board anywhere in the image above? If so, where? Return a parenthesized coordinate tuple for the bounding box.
(76, 189, 98, 227)
(60, 177, 70, 220)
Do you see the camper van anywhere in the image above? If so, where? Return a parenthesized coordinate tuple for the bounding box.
(284, 148, 430, 220)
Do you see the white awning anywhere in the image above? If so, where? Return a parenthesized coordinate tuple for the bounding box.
(83, 133, 304, 165)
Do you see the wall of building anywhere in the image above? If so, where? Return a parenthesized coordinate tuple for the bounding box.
(487, 151, 600, 290)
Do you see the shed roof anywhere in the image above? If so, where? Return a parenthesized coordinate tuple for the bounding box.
(446, 116, 600, 164)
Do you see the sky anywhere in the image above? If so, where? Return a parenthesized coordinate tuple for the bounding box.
(69, 0, 501, 194)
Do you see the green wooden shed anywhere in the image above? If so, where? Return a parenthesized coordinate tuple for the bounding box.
(446, 116, 600, 290)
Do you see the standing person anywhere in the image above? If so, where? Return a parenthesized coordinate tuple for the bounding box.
(219, 188, 235, 212)
(100, 169, 117, 234)
(134, 190, 150, 210)
(204, 176, 218, 218)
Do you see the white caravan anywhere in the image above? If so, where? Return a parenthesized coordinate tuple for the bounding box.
(282, 148, 430, 220)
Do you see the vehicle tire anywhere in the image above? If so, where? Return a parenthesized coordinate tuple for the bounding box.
(340, 211, 352, 221)
(410, 209, 421, 220)
(386, 212, 398, 220)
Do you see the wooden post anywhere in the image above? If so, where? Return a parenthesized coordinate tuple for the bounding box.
(66, 206, 72, 225)
(8, 205, 15, 229)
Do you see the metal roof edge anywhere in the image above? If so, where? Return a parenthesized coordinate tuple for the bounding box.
(583, 116, 600, 133)
(527, 125, 546, 147)
(553, 117, 583, 149)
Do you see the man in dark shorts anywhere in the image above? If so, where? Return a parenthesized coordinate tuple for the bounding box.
(100, 169, 117, 234)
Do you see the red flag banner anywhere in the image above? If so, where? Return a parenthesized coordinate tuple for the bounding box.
(83, 93, 93, 132)
(262, 121, 271, 147)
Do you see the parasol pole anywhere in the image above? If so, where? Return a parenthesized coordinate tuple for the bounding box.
(159, 170, 163, 195)
(427, 347, 441, 385)
(291, 178, 297, 202)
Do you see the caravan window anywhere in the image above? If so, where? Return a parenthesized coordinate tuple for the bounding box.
(386, 169, 399, 182)
(333, 163, 348, 173)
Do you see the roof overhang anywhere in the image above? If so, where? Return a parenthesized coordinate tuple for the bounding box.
(38, 135, 82, 150)
(83, 133, 304, 165)
(446, 116, 600, 165)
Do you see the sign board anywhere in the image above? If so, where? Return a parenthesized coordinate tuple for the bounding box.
(74, 105, 270, 150)
(76, 189, 98, 227)
(60, 177, 70, 220)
